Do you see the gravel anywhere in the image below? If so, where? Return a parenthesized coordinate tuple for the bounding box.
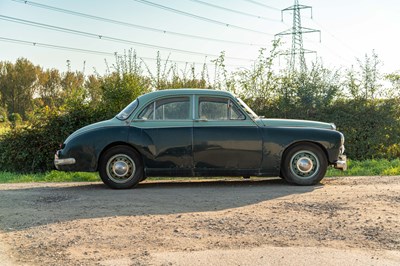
(0, 176, 399, 265)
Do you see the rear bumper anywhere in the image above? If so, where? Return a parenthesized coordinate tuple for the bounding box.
(334, 155, 347, 171)
(54, 150, 76, 170)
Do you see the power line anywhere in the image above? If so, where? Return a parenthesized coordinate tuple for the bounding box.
(0, 15, 255, 62)
(301, 33, 354, 65)
(0, 36, 116, 57)
(0, 36, 248, 67)
(132, 0, 273, 36)
(241, 0, 281, 11)
(304, 17, 358, 56)
(187, 0, 281, 22)
(11, 0, 264, 47)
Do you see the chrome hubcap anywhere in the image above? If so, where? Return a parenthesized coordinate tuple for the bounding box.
(297, 157, 314, 173)
(113, 161, 129, 177)
(106, 154, 136, 183)
(290, 150, 319, 179)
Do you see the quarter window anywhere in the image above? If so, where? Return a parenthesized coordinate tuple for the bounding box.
(138, 97, 190, 120)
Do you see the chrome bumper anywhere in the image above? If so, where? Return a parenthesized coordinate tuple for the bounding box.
(54, 151, 76, 170)
(334, 155, 347, 171)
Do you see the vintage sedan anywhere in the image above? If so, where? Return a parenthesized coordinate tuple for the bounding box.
(55, 89, 346, 189)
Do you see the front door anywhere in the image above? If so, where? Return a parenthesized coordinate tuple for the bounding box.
(193, 96, 263, 176)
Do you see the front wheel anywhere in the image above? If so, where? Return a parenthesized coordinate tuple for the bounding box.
(281, 143, 328, 186)
(99, 146, 143, 189)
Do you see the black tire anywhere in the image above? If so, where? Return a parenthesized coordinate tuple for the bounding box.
(278, 173, 285, 180)
(99, 146, 143, 189)
(281, 143, 328, 186)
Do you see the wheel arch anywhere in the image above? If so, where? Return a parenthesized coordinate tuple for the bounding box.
(97, 142, 143, 171)
(280, 141, 329, 170)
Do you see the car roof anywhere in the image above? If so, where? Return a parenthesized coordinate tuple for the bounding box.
(137, 88, 236, 103)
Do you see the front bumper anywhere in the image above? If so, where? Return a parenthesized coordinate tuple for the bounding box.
(334, 155, 347, 171)
(54, 150, 76, 170)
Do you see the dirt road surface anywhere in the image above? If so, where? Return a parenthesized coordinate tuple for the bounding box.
(0, 176, 399, 265)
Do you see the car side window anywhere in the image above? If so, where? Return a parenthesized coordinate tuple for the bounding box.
(198, 97, 245, 120)
(138, 97, 190, 120)
(230, 102, 245, 120)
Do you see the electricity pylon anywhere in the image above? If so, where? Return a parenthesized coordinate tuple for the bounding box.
(275, 0, 320, 72)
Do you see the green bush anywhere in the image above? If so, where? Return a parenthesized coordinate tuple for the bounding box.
(1, 95, 399, 173)
(8, 112, 22, 127)
(0, 107, 7, 123)
(257, 98, 400, 161)
(326, 99, 400, 160)
(0, 105, 110, 173)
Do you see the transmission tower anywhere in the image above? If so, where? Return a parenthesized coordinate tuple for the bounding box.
(275, 0, 320, 72)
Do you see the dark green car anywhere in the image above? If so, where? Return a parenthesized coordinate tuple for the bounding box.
(55, 89, 346, 189)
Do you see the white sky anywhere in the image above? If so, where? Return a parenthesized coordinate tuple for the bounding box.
(0, 0, 399, 76)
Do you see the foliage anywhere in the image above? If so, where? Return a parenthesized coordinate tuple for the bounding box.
(0, 104, 108, 173)
(0, 124, 9, 135)
(327, 158, 400, 177)
(0, 106, 8, 122)
(101, 51, 152, 116)
(327, 99, 400, 160)
(235, 42, 281, 113)
(145, 51, 210, 90)
(0, 170, 99, 183)
(0, 58, 38, 119)
(36, 68, 63, 108)
(385, 71, 400, 98)
(101, 72, 150, 117)
(8, 112, 22, 128)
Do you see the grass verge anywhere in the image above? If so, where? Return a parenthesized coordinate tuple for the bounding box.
(326, 158, 400, 177)
(0, 171, 99, 183)
(0, 159, 399, 184)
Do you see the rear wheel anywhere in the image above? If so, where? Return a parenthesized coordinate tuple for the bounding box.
(281, 143, 327, 186)
(99, 146, 143, 189)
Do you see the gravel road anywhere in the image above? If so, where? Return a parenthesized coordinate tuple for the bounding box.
(0, 176, 399, 265)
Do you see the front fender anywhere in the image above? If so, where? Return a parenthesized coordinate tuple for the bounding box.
(261, 127, 343, 174)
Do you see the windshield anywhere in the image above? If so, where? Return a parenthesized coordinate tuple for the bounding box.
(116, 99, 139, 120)
(237, 98, 259, 119)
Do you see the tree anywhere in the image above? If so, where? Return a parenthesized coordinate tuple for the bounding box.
(236, 47, 279, 108)
(0, 58, 37, 119)
(85, 74, 103, 106)
(345, 51, 382, 100)
(385, 72, 400, 98)
(36, 68, 63, 108)
(61, 70, 86, 108)
(101, 71, 151, 116)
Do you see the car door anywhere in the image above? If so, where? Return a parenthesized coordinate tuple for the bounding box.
(130, 96, 193, 175)
(193, 96, 263, 176)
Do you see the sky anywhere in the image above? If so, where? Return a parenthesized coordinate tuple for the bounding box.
(0, 0, 399, 76)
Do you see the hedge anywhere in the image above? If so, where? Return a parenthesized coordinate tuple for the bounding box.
(0, 98, 399, 173)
